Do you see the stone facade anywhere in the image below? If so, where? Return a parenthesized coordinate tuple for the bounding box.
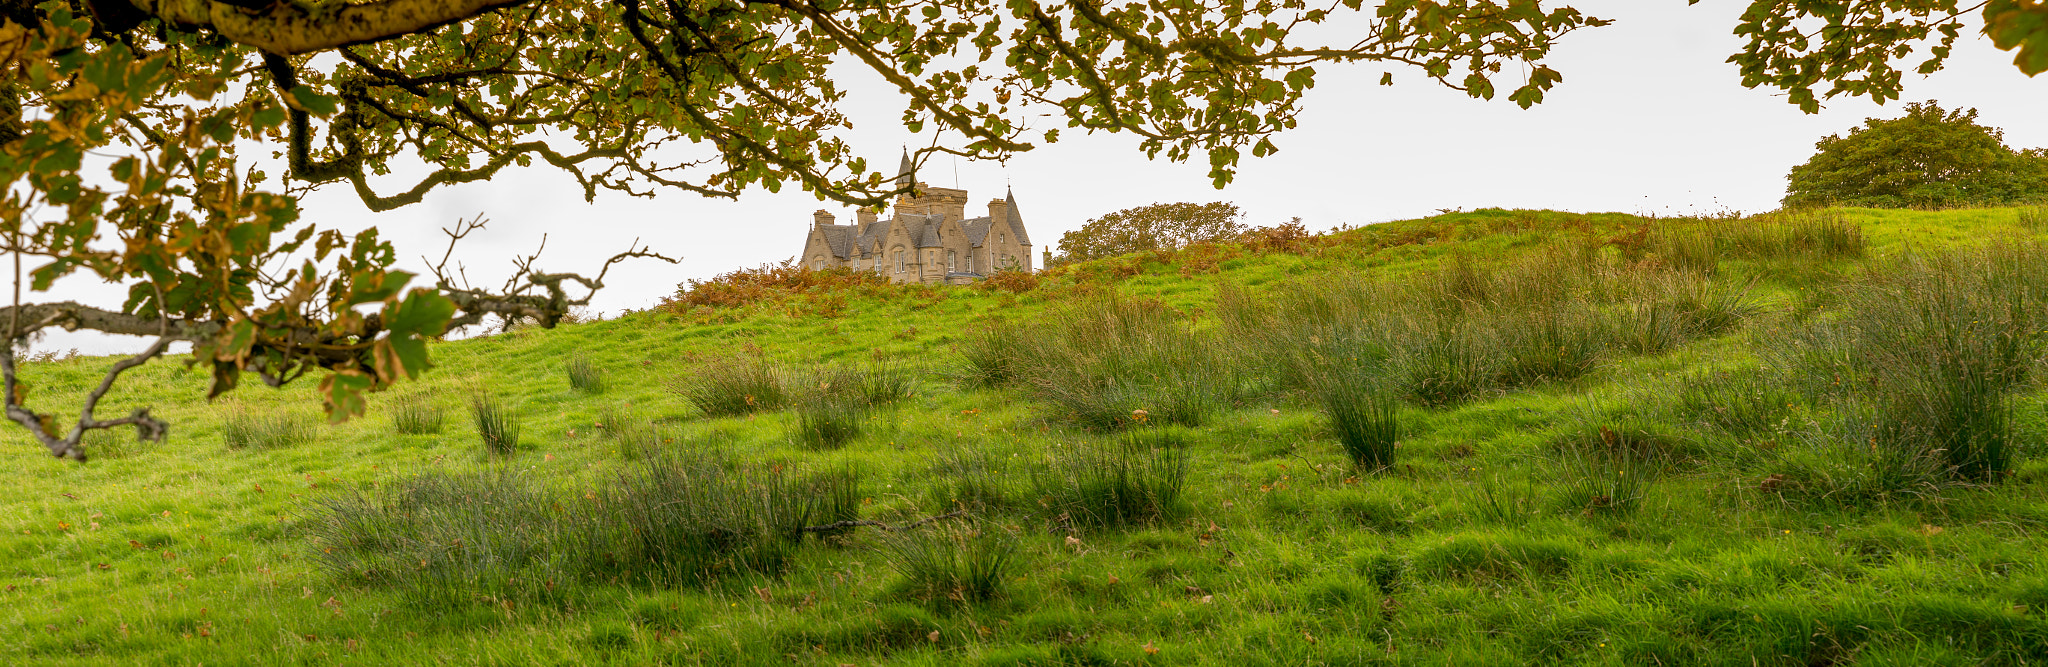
(798, 154, 1034, 284)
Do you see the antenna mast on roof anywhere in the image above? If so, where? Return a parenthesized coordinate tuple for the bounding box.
(953, 156, 960, 189)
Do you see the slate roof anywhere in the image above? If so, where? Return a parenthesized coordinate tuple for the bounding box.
(961, 217, 993, 247)
(1003, 188, 1032, 246)
(820, 225, 855, 259)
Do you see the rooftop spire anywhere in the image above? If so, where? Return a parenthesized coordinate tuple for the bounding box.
(895, 147, 914, 190)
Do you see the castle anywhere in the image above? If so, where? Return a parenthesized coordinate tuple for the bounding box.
(798, 153, 1034, 284)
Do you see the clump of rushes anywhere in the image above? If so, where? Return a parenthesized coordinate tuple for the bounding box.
(599, 457, 854, 586)
(566, 353, 607, 393)
(1316, 373, 1401, 471)
(1033, 441, 1188, 529)
(879, 521, 1017, 607)
(470, 391, 522, 455)
(926, 448, 1013, 513)
(676, 356, 786, 417)
(309, 470, 573, 607)
(789, 395, 867, 450)
(391, 391, 445, 435)
(222, 405, 315, 449)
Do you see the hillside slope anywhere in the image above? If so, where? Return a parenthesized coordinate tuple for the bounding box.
(4, 206, 2048, 665)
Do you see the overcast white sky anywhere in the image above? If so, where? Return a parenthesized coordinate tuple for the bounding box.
(27, 2, 2048, 355)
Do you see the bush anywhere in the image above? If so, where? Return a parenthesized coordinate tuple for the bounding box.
(222, 406, 314, 450)
(566, 353, 607, 393)
(1033, 441, 1188, 529)
(469, 392, 522, 455)
(1052, 201, 1247, 264)
(1784, 101, 2048, 209)
(390, 392, 445, 435)
(676, 356, 786, 417)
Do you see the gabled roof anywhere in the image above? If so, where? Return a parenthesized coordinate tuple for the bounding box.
(961, 217, 993, 247)
(821, 225, 855, 259)
(1003, 187, 1032, 246)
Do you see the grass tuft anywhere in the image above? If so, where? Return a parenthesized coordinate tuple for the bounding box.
(390, 391, 445, 435)
(1034, 441, 1188, 529)
(221, 405, 314, 449)
(469, 391, 522, 455)
(676, 356, 786, 417)
(566, 353, 607, 393)
(878, 521, 1018, 606)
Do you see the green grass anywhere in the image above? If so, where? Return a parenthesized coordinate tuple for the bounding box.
(3, 206, 2047, 665)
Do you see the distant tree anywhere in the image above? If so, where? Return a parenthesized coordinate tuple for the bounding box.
(1784, 102, 2048, 209)
(1055, 203, 1248, 264)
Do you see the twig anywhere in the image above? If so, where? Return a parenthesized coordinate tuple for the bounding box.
(800, 509, 968, 533)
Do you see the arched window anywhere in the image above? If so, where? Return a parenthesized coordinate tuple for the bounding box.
(893, 249, 905, 273)
(947, 250, 956, 271)
(999, 233, 1006, 245)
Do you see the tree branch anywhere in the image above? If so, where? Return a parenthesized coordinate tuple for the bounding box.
(136, 0, 533, 55)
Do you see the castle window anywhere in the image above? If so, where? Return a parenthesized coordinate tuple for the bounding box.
(1000, 233, 1006, 244)
(966, 253, 974, 273)
(947, 250, 956, 271)
(894, 250, 904, 273)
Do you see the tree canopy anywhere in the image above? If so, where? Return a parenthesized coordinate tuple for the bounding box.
(1055, 202, 1248, 264)
(2, 0, 2046, 460)
(1785, 102, 2048, 209)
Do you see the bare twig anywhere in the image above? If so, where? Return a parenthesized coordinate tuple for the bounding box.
(800, 509, 969, 533)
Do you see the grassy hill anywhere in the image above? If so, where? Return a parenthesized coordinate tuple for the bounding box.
(4, 206, 2048, 665)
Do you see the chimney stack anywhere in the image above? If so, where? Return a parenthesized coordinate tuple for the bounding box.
(857, 208, 877, 226)
(987, 199, 1008, 227)
(813, 209, 836, 229)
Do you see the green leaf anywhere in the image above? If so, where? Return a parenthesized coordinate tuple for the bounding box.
(289, 86, 339, 117)
(384, 288, 456, 338)
(319, 369, 375, 424)
(342, 269, 414, 307)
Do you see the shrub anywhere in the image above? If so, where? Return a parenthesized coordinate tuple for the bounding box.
(390, 392, 445, 435)
(1033, 441, 1188, 529)
(1784, 101, 2048, 209)
(878, 521, 1018, 606)
(469, 392, 522, 455)
(675, 356, 786, 417)
(222, 406, 314, 449)
(1052, 201, 1247, 264)
(566, 353, 607, 393)
(659, 260, 893, 313)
